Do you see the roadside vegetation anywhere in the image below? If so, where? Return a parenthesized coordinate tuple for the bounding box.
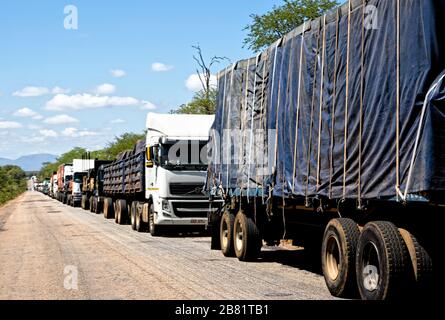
(0, 165, 27, 205)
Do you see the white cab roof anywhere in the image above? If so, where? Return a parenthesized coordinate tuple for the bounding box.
(146, 113, 215, 140)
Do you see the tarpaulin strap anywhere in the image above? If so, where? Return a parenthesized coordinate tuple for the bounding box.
(402, 72, 445, 200)
(316, 16, 327, 191)
(358, 1, 365, 207)
(218, 67, 229, 183)
(258, 54, 268, 203)
(342, 0, 352, 200)
(292, 22, 307, 193)
(273, 41, 286, 191)
(395, 0, 401, 198)
(329, 11, 340, 199)
(240, 58, 251, 191)
(247, 55, 260, 202)
(305, 22, 321, 201)
(225, 64, 236, 194)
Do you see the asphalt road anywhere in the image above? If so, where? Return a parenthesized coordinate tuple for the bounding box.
(0, 191, 335, 300)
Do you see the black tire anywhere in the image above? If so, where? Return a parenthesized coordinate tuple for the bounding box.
(89, 196, 94, 212)
(95, 197, 103, 214)
(356, 221, 409, 300)
(135, 202, 148, 232)
(233, 211, 262, 261)
(220, 210, 235, 257)
(117, 199, 128, 225)
(321, 218, 361, 298)
(209, 208, 221, 250)
(399, 229, 433, 294)
(81, 195, 86, 209)
(130, 201, 137, 230)
(84, 196, 90, 211)
(103, 198, 114, 219)
(149, 203, 161, 236)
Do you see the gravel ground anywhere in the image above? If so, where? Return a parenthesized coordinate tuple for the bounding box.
(0, 191, 336, 300)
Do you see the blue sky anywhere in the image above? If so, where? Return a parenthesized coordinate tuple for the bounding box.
(0, 0, 282, 159)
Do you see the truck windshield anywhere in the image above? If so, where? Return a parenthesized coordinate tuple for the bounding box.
(158, 141, 208, 171)
(73, 173, 84, 183)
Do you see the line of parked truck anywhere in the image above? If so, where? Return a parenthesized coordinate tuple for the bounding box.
(41, 113, 217, 236)
(34, 0, 440, 300)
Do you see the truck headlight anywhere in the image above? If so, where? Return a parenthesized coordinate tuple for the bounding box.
(162, 200, 171, 213)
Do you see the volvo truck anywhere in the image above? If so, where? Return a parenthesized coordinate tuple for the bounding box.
(100, 113, 215, 236)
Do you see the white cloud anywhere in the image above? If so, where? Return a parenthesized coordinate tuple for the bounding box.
(52, 86, 71, 94)
(13, 86, 50, 97)
(95, 83, 116, 95)
(13, 107, 43, 120)
(45, 94, 140, 111)
(151, 62, 174, 72)
(185, 73, 217, 92)
(39, 129, 58, 138)
(28, 124, 42, 130)
(0, 121, 23, 129)
(62, 127, 99, 138)
(110, 118, 126, 124)
(110, 69, 126, 78)
(140, 101, 157, 110)
(43, 115, 79, 125)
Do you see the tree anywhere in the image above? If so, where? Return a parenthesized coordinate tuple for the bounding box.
(174, 45, 228, 115)
(243, 0, 338, 52)
(174, 88, 218, 115)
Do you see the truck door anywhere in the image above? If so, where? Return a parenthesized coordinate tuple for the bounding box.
(145, 145, 157, 199)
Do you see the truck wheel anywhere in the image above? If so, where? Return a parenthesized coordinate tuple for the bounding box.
(135, 203, 148, 232)
(399, 229, 433, 293)
(130, 201, 137, 230)
(84, 196, 90, 211)
(103, 198, 114, 219)
(62, 194, 67, 204)
(95, 197, 103, 214)
(220, 210, 235, 257)
(149, 203, 161, 236)
(210, 214, 222, 251)
(321, 218, 360, 298)
(233, 211, 262, 261)
(116, 199, 127, 225)
(81, 195, 85, 209)
(356, 221, 409, 300)
(89, 196, 94, 212)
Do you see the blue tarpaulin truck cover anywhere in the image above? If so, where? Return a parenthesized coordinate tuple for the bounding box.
(206, 0, 445, 201)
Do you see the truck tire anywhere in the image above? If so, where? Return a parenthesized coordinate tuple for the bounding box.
(116, 199, 127, 225)
(81, 195, 86, 210)
(233, 211, 262, 261)
(356, 221, 409, 300)
(84, 196, 90, 211)
(130, 201, 137, 230)
(103, 198, 114, 219)
(149, 203, 161, 236)
(135, 202, 148, 232)
(220, 210, 235, 257)
(321, 218, 360, 298)
(399, 229, 433, 293)
(62, 194, 67, 204)
(95, 197, 103, 214)
(89, 196, 94, 212)
(210, 214, 222, 251)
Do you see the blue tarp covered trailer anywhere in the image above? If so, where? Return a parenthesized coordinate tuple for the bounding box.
(207, 0, 445, 203)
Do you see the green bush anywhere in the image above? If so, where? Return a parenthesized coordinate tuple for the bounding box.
(0, 165, 27, 205)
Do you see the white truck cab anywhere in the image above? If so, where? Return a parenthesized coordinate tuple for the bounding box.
(145, 113, 215, 229)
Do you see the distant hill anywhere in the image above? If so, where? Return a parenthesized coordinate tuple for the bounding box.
(0, 154, 57, 172)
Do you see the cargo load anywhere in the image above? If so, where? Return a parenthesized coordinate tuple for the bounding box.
(207, 0, 445, 202)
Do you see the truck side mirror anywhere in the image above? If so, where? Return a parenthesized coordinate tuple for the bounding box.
(146, 147, 154, 168)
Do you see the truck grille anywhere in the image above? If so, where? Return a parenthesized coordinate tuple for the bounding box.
(171, 201, 209, 218)
(170, 183, 204, 196)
